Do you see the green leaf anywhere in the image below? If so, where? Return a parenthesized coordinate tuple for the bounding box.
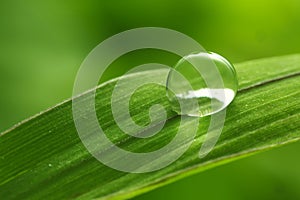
(1, 54, 300, 199)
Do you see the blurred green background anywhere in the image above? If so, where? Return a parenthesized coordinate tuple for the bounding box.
(1, 0, 300, 199)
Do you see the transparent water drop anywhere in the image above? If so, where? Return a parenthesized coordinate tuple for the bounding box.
(166, 52, 238, 117)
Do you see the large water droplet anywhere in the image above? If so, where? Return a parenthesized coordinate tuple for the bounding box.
(166, 52, 238, 117)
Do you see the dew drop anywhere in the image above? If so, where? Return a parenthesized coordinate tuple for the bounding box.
(166, 52, 238, 117)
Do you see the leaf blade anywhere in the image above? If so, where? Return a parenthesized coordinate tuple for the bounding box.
(0, 54, 300, 199)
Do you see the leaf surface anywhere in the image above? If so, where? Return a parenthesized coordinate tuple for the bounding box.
(0, 54, 300, 199)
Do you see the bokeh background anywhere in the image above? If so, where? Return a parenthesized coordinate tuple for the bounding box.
(1, 0, 300, 199)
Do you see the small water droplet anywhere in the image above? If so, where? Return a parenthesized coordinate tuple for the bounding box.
(166, 52, 238, 117)
(48, 163, 52, 167)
